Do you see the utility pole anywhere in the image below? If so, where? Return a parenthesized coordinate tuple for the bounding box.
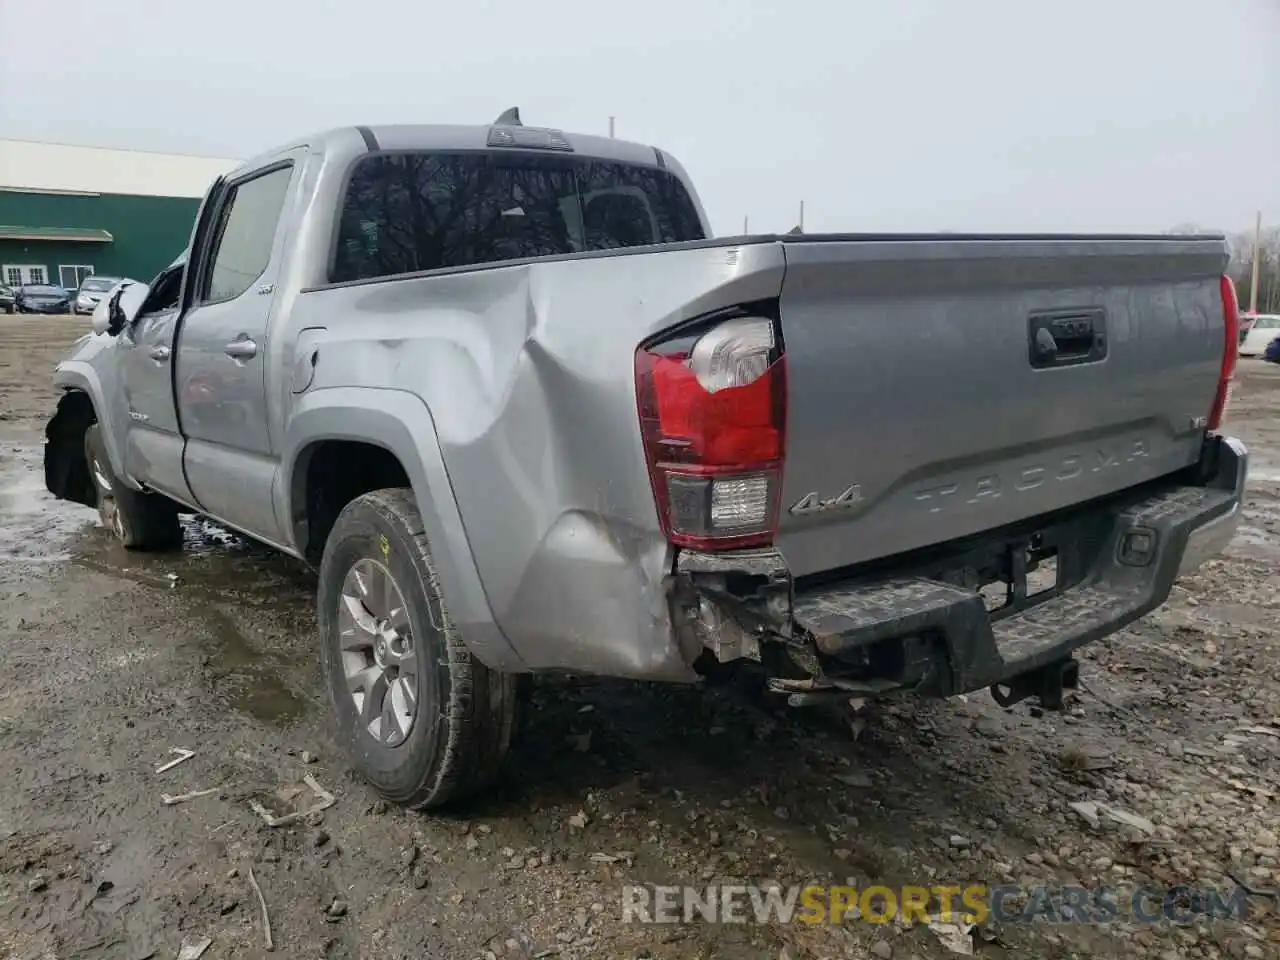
(608, 116, 615, 139)
(743, 215, 749, 234)
(1249, 209, 1262, 315)
(799, 200, 805, 232)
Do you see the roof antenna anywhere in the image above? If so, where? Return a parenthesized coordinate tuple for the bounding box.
(493, 107, 522, 126)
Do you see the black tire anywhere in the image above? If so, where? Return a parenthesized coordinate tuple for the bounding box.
(83, 424, 182, 550)
(318, 488, 517, 809)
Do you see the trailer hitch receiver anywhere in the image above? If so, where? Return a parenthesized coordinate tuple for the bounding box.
(990, 658, 1079, 711)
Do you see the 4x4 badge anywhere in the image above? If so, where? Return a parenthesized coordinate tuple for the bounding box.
(789, 483, 862, 515)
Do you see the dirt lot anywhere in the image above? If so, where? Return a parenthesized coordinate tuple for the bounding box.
(0, 315, 1278, 960)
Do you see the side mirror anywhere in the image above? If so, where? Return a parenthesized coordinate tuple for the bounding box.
(90, 291, 116, 336)
(92, 281, 147, 336)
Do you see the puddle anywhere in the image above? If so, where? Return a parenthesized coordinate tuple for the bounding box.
(1, 444, 316, 725)
(68, 526, 316, 725)
(0, 445, 97, 562)
(69, 516, 314, 604)
(201, 605, 312, 725)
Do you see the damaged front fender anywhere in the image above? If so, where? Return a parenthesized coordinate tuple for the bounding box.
(45, 331, 135, 505)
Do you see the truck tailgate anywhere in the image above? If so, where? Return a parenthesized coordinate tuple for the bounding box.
(775, 235, 1229, 578)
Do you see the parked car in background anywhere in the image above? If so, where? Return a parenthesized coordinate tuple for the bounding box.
(73, 275, 123, 315)
(0, 283, 14, 314)
(1264, 335, 1280, 364)
(1239, 314, 1280, 356)
(16, 284, 72, 314)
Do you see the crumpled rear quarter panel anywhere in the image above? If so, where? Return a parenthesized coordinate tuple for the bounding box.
(289, 240, 784, 680)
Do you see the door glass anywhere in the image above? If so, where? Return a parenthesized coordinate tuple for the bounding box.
(204, 166, 293, 303)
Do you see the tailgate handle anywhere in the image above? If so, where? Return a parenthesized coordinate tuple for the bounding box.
(1028, 309, 1107, 369)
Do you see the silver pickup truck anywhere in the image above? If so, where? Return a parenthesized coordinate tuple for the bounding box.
(44, 111, 1248, 809)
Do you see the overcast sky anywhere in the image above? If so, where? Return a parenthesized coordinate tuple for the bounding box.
(1, 0, 1276, 236)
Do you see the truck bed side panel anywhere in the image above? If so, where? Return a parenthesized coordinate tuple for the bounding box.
(286, 240, 785, 678)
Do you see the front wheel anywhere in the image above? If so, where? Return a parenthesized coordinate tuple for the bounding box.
(317, 488, 517, 809)
(84, 425, 182, 549)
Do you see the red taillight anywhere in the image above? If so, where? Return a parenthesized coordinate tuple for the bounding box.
(1209, 274, 1240, 431)
(635, 315, 786, 550)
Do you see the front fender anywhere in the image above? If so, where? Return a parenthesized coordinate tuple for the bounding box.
(280, 386, 525, 672)
(52, 335, 139, 491)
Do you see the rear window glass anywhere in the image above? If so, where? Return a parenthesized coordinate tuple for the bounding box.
(81, 277, 116, 291)
(331, 151, 705, 283)
(1252, 315, 1280, 329)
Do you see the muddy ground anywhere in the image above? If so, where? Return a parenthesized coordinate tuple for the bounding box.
(0, 315, 1277, 960)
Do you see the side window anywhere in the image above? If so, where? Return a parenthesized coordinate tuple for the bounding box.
(203, 165, 294, 303)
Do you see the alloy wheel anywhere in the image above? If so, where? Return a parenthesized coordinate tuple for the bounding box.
(338, 558, 418, 747)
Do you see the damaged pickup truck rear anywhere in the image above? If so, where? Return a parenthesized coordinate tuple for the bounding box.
(44, 111, 1248, 808)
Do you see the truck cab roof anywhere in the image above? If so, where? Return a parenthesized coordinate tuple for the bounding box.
(228, 119, 683, 185)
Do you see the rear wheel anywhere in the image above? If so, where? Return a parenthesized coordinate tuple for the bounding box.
(318, 488, 517, 809)
(83, 425, 182, 550)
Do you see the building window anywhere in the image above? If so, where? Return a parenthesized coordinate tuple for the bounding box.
(59, 265, 95, 289)
(3, 264, 48, 286)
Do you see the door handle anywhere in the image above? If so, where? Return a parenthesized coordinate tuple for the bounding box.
(1027, 309, 1107, 369)
(224, 336, 258, 360)
(149, 345, 171, 362)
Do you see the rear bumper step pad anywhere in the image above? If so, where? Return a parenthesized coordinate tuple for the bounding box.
(791, 437, 1247, 698)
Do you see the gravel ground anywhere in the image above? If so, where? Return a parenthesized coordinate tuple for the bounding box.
(0, 315, 1277, 960)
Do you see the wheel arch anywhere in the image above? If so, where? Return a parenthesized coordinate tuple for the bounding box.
(45, 388, 99, 507)
(50, 363, 132, 486)
(281, 387, 525, 672)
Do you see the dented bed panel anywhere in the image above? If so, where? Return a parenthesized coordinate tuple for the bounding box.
(281, 240, 786, 678)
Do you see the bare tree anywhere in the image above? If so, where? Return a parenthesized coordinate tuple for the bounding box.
(1226, 224, 1280, 314)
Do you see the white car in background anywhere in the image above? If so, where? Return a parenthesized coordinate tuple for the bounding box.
(73, 275, 123, 315)
(1239, 314, 1280, 357)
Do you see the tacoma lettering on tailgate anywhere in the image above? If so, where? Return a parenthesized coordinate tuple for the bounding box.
(913, 440, 1150, 514)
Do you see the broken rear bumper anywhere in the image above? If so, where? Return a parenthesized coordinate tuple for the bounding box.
(787, 435, 1247, 698)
